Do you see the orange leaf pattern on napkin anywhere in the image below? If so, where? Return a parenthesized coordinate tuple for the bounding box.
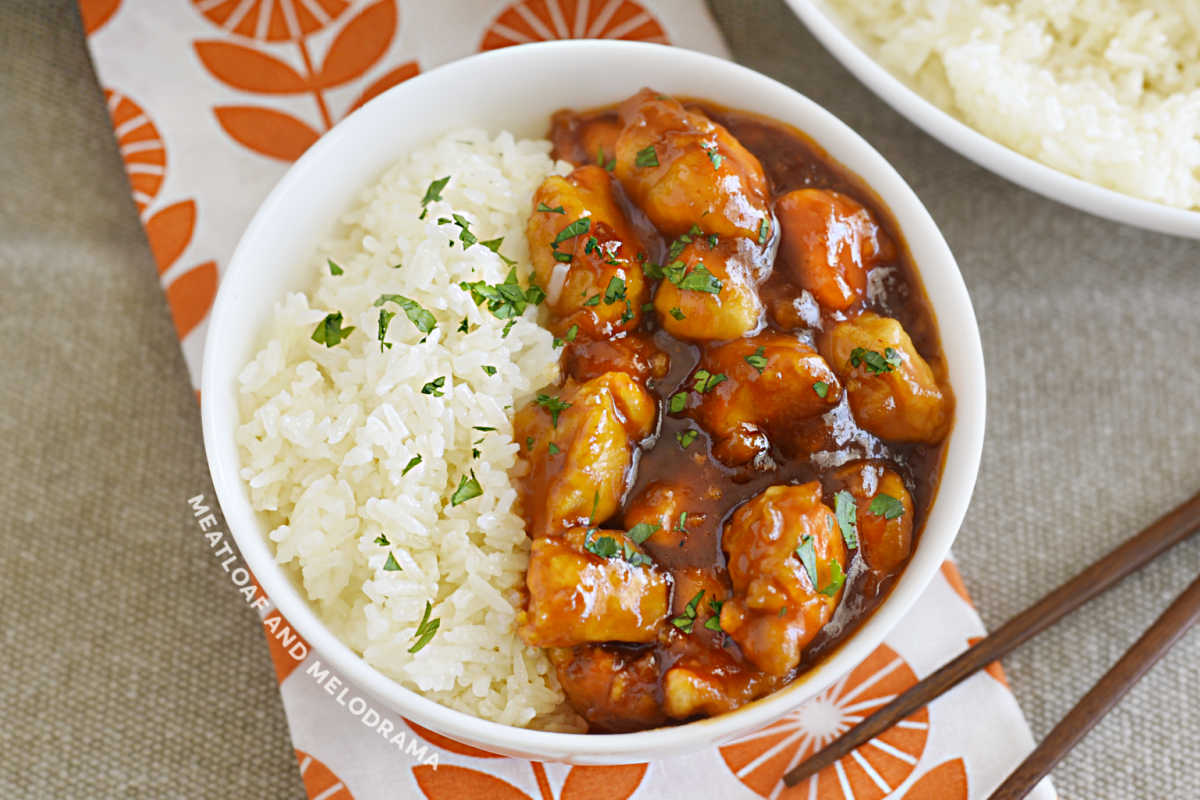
(81, 4, 1052, 798)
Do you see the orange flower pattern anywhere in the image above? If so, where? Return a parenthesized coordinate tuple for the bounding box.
(481, 0, 669, 50)
(413, 762, 647, 800)
(721, 644, 929, 800)
(296, 749, 355, 799)
(192, 0, 350, 43)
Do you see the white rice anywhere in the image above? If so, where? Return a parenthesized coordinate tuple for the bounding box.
(235, 129, 584, 730)
(823, 0, 1200, 209)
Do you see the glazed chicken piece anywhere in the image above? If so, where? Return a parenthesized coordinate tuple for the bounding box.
(652, 237, 765, 341)
(561, 332, 670, 384)
(820, 312, 951, 444)
(776, 188, 896, 312)
(520, 526, 670, 647)
(720, 483, 847, 676)
(833, 461, 914, 574)
(513, 372, 656, 538)
(623, 481, 714, 551)
(614, 88, 771, 240)
(681, 333, 842, 467)
(550, 646, 666, 732)
(527, 165, 649, 338)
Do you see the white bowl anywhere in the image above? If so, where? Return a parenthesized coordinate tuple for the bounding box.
(201, 40, 985, 764)
(786, 0, 1200, 240)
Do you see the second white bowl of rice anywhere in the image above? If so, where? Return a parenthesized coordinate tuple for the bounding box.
(201, 40, 985, 763)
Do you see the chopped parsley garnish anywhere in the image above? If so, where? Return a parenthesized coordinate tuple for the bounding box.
(693, 370, 727, 393)
(401, 454, 422, 476)
(676, 429, 698, 449)
(795, 534, 818, 589)
(407, 601, 440, 653)
(668, 391, 688, 414)
(744, 346, 768, 373)
(819, 559, 846, 596)
(421, 176, 450, 207)
(450, 213, 477, 247)
(547, 442, 561, 455)
(377, 308, 396, 351)
(457, 317, 470, 333)
(383, 552, 403, 572)
(480, 236, 516, 266)
(553, 217, 591, 247)
(850, 346, 902, 374)
(583, 531, 619, 558)
(553, 251, 573, 263)
(635, 145, 659, 168)
(471, 447, 481, 459)
(481, 365, 497, 376)
(311, 312, 354, 347)
(374, 294, 437, 334)
(501, 318, 516, 338)
(535, 393, 571, 427)
(603, 276, 627, 304)
(421, 376, 446, 397)
(450, 471, 482, 506)
(525, 436, 535, 451)
(327, 258, 344, 276)
(588, 491, 600, 525)
(627, 522, 660, 545)
(564, 324, 578, 342)
(869, 493, 906, 520)
(671, 590, 705, 634)
(834, 490, 860, 549)
(669, 306, 686, 320)
(619, 300, 635, 324)
(582, 293, 601, 307)
(595, 148, 616, 172)
(705, 147, 723, 169)
(707, 233, 719, 248)
(460, 267, 539, 319)
(584, 236, 598, 255)
(536, 202, 565, 214)
(704, 597, 724, 632)
(675, 511, 689, 532)
(472, 425, 495, 432)
(813, 381, 830, 398)
(758, 218, 770, 245)
(374, 534, 390, 546)
(677, 263, 723, 294)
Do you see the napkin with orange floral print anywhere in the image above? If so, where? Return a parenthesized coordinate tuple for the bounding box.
(80, 1, 1054, 797)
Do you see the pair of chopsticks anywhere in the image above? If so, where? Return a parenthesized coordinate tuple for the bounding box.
(783, 490, 1200, 799)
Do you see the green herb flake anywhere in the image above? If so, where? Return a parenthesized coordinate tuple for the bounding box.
(536, 202, 565, 214)
(603, 276, 627, 304)
(704, 597, 725, 632)
(834, 490, 860, 549)
(401, 454, 422, 476)
(582, 293, 601, 307)
(480, 236, 516, 266)
(693, 370, 727, 393)
(707, 233, 719, 248)
(819, 559, 846, 597)
(450, 471, 483, 506)
(482, 365, 497, 376)
(850, 347, 899, 375)
(627, 522, 661, 545)
(457, 317, 470, 333)
(813, 381, 830, 398)
(705, 147, 723, 169)
(675, 511, 689, 532)
(795, 534, 818, 589)
(869, 493, 906, 520)
(583, 530, 620, 559)
(377, 308, 396, 352)
(671, 590, 705, 634)
(564, 324, 579, 342)
(635, 145, 659, 168)
(553, 251, 573, 263)
(678, 264, 723, 294)
(421, 376, 446, 397)
(383, 552, 403, 572)
(407, 600, 440, 653)
(472, 425, 495, 432)
(501, 318, 517, 338)
(553, 217, 591, 247)
(589, 490, 600, 525)
(311, 312, 355, 347)
(744, 346, 768, 373)
(374, 294, 437, 334)
(547, 442, 561, 456)
(668, 391, 688, 414)
(758, 218, 770, 245)
(535, 393, 572, 427)
(374, 534, 390, 546)
(669, 306, 686, 320)
(676, 429, 699, 449)
(460, 267, 533, 320)
(525, 436, 535, 451)
(421, 176, 450, 207)
(327, 258, 344, 276)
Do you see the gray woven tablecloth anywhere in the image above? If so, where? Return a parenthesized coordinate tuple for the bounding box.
(2, 1, 1197, 797)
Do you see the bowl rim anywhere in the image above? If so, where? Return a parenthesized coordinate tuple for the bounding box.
(786, 0, 1200, 240)
(201, 39, 985, 762)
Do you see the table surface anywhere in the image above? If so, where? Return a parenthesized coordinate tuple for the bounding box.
(2, 1, 1197, 797)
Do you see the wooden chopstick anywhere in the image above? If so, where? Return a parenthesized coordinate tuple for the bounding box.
(987, 570, 1200, 799)
(783, 489, 1200, 788)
